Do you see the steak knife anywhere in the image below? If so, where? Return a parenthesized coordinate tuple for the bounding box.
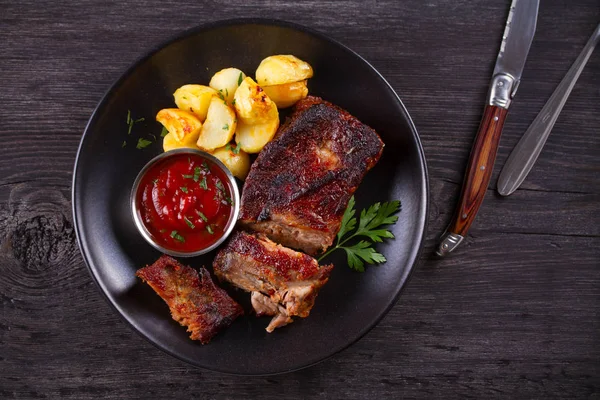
(436, 0, 539, 256)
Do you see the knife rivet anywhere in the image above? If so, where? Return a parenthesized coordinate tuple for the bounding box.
(462, 213, 467, 219)
(498, 81, 504, 87)
(442, 244, 448, 249)
(494, 116, 499, 121)
(480, 165, 485, 170)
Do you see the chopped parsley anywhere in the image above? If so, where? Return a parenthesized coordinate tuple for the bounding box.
(217, 91, 225, 101)
(237, 72, 243, 86)
(199, 176, 208, 190)
(206, 225, 214, 235)
(121, 141, 127, 148)
(152, 179, 158, 185)
(195, 210, 208, 222)
(180, 186, 188, 193)
(136, 138, 152, 149)
(231, 99, 236, 106)
(170, 230, 185, 242)
(184, 216, 195, 229)
(222, 123, 229, 131)
(184, 167, 202, 181)
(126, 110, 145, 135)
(226, 142, 241, 154)
(193, 167, 202, 182)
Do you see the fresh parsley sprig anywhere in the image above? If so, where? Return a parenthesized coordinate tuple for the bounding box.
(318, 196, 401, 272)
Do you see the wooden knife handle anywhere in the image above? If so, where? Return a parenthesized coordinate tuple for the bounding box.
(436, 105, 508, 256)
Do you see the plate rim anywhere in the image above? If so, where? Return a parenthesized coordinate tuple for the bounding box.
(72, 17, 430, 375)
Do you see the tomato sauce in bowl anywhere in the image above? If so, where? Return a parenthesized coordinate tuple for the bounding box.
(131, 149, 239, 256)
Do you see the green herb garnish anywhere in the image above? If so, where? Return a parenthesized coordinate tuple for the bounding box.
(206, 225, 214, 235)
(195, 210, 208, 222)
(152, 179, 158, 185)
(217, 91, 225, 101)
(317, 196, 401, 272)
(237, 72, 243, 86)
(136, 138, 152, 149)
(170, 230, 185, 242)
(180, 186, 188, 193)
(226, 142, 241, 154)
(126, 110, 145, 135)
(199, 176, 208, 190)
(222, 123, 229, 131)
(231, 99, 236, 106)
(184, 216, 195, 229)
(160, 126, 169, 137)
(193, 166, 201, 182)
(215, 179, 225, 192)
(121, 141, 127, 148)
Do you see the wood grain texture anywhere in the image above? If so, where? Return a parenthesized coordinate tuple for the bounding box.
(447, 105, 508, 237)
(0, 0, 599, 399)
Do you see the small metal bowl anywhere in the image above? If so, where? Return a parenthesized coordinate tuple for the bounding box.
(130, 148, 240, 257)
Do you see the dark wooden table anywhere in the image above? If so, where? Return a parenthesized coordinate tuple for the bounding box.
(1, 0, 599, 398)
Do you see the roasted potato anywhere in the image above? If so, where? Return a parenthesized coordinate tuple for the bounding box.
(196, 96, 237, 151)
(156, 108, 203, 143)
(233, 77, 278, 125)
(262, 80, 309, 108)
(209, 68, 246, 105)
(211, 144, 251, 180)
(235, 116, 279, 154)
(162, 131, 200, 152)
(255, 55, 313, 86)
(173, 85, 216, 122)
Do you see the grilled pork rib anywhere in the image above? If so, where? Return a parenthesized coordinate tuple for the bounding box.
(239, 96, 384, 255)
(213, 231, 333, 332)
(136, 255, 243, 343)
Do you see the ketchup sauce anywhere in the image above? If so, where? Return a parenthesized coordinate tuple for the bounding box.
(135, 153, 235, 253)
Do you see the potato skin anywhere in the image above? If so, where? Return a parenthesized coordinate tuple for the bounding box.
(173, 85, 216, 122)
(233, 77, 278, 125)
(211, 144, 251, 180)
(209, 68, 246, 105)
(156, 108, 202, 143)
(196, 96, 237, 151)
(235, 116, 279, 154)
(162, 131, 200, 152)
(262, 80, 308, 108)
(255, 55, 313, 86)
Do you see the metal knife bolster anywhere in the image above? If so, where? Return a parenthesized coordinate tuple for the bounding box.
(436, 232, 465, 257)
(488, 73, 519, 109)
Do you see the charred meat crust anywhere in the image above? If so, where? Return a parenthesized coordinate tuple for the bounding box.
(213, 231, 333, 331)
(136, 255, 243, 344)
(239, 96, 384, 255)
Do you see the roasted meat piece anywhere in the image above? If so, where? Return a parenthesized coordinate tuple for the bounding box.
(213, 231, 333, 332)
(136, 255, 243, 344)
(239, 96, 384, 255)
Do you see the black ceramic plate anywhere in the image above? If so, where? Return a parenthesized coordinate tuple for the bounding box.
(73, 19, 428, 375)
